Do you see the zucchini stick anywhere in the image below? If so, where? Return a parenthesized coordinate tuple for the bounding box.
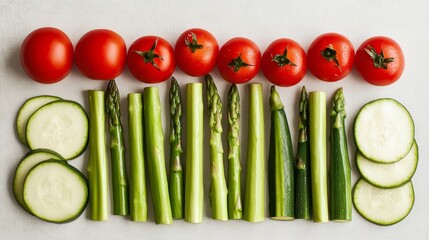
(329, 88, 352, 222)
(309, 91, 329, 223)
(206, 75, 228, 221)
(185, 83, 204, 223)
(268, 86, 294, 220)
(88, 90, 109, 221)
(128, 93, 147, 222)
(243, 84, 265, 223)
(169, 77, 184, 219)
(294, 86, 312, 219)
(105, 80, 129, 216)
(227, 84, 242, 220)
(143, 87, 172, 224)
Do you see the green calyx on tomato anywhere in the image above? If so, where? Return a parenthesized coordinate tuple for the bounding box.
(185, 32, 204, 53)
(272, 49, 297, 67)
(321, 44, 340, 68)
(134, 38, 163, 70)
(228, 54, 253, 72)
(364, 45, 395, 69)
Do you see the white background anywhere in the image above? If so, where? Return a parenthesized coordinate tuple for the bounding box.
(1, 0, 428, 239)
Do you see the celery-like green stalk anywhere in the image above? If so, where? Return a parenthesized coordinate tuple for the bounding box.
(206, 75, 228, 221)
(243, 84, 265, 223)
(143, 87, 172, 224)
(185, 83, 204, 223)
(309, 91, 329, 223)
(88, 90, 109, 221)
(128, 93, 147, 222)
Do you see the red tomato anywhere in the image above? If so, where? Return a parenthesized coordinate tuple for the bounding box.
(127, 36, 175, 83)
(307, 33, 354, 82)
(20, 27, 73, 84)
(217, 37, 261, 84)
(262, 38, 307, 87)
(75, 29, 126, 80)
(355, 36, 404, 86)
(175, 28, 218, 77)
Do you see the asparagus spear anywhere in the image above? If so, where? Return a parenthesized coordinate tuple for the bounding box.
(143, 87, 172, 224)
(105, 80, 129, 216)
(169, 77, 184, 219)
(329, 88, 352, 222)
(227, 84, 242, 220)
(309, 91, 329, 223)
(128, 93, 147, 221)
(243, 84, 265, 223)
(88, 90, 109, 221)
(185, 83, 204, 223)
(205, 74, 228, 221)
(268, 86, 294, 220)
(294, 86, 312, 219)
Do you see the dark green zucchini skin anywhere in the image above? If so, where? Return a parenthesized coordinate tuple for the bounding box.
(268, 86, 294, 220)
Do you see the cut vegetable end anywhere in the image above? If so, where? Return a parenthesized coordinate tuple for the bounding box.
(353, 178, 414, 226)
(354, 98, 414, 163)
(357, 141, 418, 188)
(13, 149, 65, 211)
(23, 160, 88, 223)
(16, 95, 62, 146)
(26, 100, 88, 160)
(271, 216, 295, 221)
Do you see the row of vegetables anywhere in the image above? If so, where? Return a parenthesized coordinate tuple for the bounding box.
(20, 27, 404, 87)
(13, 76, 417, 226)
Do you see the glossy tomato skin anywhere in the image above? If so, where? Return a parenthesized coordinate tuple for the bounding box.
(75, 29, 126, 80)
(307, 33, 354, 82)
(262, 38, 307, 87)
(175, 28, 218, 77)
(127, 36, 175, 84)
(217, 37, 261, 84)
(20, 27, 73, 84)
(355, 36, 404, 86)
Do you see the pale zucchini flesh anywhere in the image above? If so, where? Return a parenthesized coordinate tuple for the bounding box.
(23, 160, 88, 223)
(26, 100, 88, 160)
(16, 95, 62, 146)
(13, 149, 65, 211)
(354, 98, 414, 163)
(357, 141, 418, 188)
(353, 178, 414, 226)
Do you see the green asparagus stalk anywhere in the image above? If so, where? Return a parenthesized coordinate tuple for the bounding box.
(243, 84, 265, 223)
(294, 86, 312, 220)
(309, 91, 329, 223)
(128, 93, 147, 222)
(105, 80, 129, 216)
(205, 74, 228, 221)
(143, 87, 172, 224)
(169, 77, 184, 219)
(329, 88, 352, 222)
(268, 86, 294, 220)
(185, 83, 204, 223)
(227, 84, 242, 220)
(88, 90, 109, 221)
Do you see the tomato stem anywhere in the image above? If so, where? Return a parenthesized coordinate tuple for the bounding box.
(134, 38, 163, 70)
(185, 32, 204, 53)
(272, 49, 297, 67)
(321, 44, 341, 72)
(228, 54, 253, 72)
(364, 45, 395, 69)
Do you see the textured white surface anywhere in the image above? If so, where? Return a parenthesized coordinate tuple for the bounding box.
(1, 0, 428, 239)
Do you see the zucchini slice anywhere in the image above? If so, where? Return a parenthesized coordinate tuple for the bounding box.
(23, 160, 89, 223)
(357, 141, 418, 188)
(16, 95, 62, 146)
(26, 100, 89, 160)
(354, 98, 414, 163)
(353, 178, 414, 226)
(13, 149, 65, 212)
